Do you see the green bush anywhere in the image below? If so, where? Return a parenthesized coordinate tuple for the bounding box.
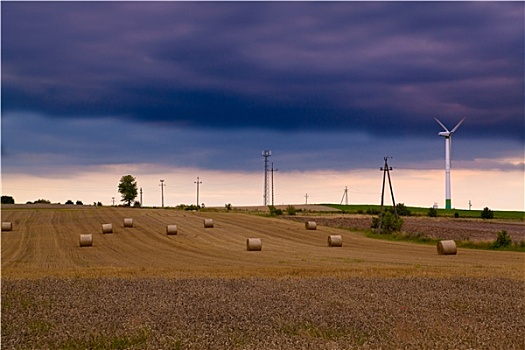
(268, 205, 283, 216)
(371, 211, 404, 234)
(286, 205, 297, 215)
(184, 204, 200, 211)
(395, 203, 411, 216)
(493, 230, 512, 248)
(481, 207, 494, 219)
(427, 207, 438, 217)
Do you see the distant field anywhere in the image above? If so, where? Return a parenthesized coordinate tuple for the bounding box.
(2, 207, 524, 349)
(324, 204, 525, 220)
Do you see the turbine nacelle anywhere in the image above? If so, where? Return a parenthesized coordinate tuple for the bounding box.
(435, 117, 465, 137)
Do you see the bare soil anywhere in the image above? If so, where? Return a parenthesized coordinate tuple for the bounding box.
(283, 215, 525, 243)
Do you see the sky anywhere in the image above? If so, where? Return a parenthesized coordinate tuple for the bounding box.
(1, 1, 524, 210)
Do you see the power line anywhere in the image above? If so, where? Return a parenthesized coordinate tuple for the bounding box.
(378, 157, 397, 234)
(340, 186, 348, 205)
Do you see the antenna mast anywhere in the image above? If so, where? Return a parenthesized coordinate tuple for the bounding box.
(262, 150, 271, 205)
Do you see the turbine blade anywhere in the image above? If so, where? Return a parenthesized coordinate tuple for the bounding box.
(450, 117, 465, 133)
(434, 117, 449, 132)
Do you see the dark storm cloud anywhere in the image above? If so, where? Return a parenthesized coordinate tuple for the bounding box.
(2, 1, 524, 140)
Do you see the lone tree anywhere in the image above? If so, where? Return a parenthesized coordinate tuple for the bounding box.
(1, 195, 15, 204)
(118, 175, 138, 206)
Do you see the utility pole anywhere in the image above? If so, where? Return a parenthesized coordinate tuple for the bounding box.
(469, 200, 472, 210)
(340, 186, 348, 205)
(378, 157, 397, 234)
(140, 187, 143, 207)
(262, 150, 271, 205)
(271, 162, 278, 206)
(305, 193, 309, 205)
(194, 177, 202, 208)
(159, 179, 165, 208)
(112, 197, 115, 206)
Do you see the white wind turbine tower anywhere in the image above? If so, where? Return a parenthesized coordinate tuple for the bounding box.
(434, 117, 465, 210)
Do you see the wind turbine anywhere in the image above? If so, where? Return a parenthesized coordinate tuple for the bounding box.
(434, 117, 465, 210)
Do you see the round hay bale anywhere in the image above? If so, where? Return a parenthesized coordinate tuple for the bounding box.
(203, 219, 214, 228)
(79, 234, 93, 247)
(437, 240, 457, 255)
(305, 221, 317, 230)
(328, 235, 343, 247)
(123, 218, 133, 228)
(246, 238, 262, 251)
(166, 225, 178, 235)
(1, 222, 13, 231)
(102, 223, 113, 234)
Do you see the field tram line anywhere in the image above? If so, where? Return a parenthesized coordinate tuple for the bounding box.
(140, 211, 209, 240)
(102, 210, 214, 252)
(202, 213, 349, 250)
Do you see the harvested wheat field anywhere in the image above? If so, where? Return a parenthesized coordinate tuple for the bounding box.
(2, 207, 524, 349)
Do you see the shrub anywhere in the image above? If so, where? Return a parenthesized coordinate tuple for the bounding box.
(493, 230, 512, 248)
(371, 211, 404, 234)
(76, 200, 83, 205)
(286, 205, 297, 215)
(65, 199, 74, 205)
(225, 203, 233, 211)
(395, 203, 411, 216)
(427, 207, 438, 217)
(268, 205, 283, 216)
(33, 199, 51, 204)
(133, 201, 141, 207)
(454, 212, 459, 218)
(184, 204, 200, 211)
(481, 207, 494, 219)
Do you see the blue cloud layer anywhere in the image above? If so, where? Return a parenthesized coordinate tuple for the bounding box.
(3, 2, 523, 140)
